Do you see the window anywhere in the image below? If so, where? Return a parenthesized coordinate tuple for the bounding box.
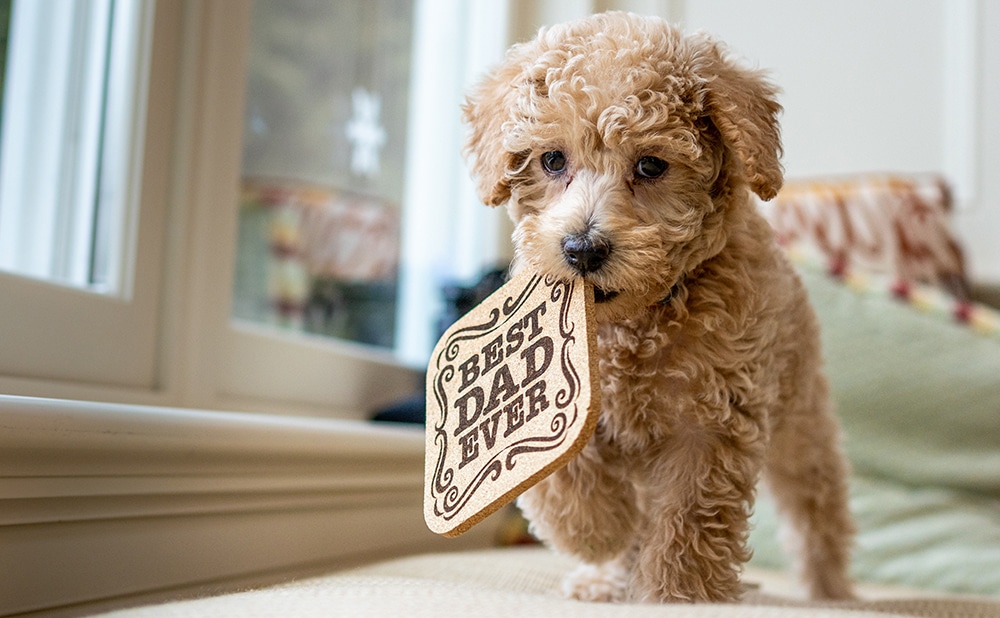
(0, 0, 515, 415)
(208, 0, 517, 416)
(233, 0, 415, 349)
(0, 0, 170, 394)
(231, 0, 517, 365)
(0, 0, 144, 295)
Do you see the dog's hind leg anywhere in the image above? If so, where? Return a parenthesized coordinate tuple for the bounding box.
(764, 391, 856, 600)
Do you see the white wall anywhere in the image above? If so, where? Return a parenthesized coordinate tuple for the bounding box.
(679, 0, 946, 180)
(675, 0, 1000, 283)
(972, 0, 1000, 284)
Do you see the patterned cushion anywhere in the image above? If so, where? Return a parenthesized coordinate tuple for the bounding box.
(758, 175, 970, 301)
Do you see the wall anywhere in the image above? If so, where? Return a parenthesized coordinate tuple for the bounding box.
(678, 0, 1000, 284)
(975, 1, 1000, 285)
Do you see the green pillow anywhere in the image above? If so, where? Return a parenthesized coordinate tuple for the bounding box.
(750, 476, 1000, 595)
(800, 266, 1000, 496)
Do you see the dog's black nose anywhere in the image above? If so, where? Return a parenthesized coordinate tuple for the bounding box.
(562, 233, 611, 274)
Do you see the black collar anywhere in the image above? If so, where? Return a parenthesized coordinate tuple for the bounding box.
(656, 277, 685, 306)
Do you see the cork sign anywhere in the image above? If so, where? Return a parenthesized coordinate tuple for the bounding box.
(424, 270, 600, 537)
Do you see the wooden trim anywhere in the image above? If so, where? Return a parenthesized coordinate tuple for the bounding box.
(0, 396, 495, 616)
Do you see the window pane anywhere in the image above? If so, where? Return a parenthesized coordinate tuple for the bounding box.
(0, 0, 143, 295)
(233, 0, 413, 349)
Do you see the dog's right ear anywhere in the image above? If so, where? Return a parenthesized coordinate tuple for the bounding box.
(694, 36, 784, 201)
(461, 57, 526, 207)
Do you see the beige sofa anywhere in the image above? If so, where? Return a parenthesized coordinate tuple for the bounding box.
(93, 546, 1000, 617)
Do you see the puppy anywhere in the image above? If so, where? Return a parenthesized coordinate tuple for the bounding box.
(462, 12, 855, 604)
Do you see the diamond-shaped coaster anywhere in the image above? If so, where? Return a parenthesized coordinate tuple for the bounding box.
(424, 270, 600, 537)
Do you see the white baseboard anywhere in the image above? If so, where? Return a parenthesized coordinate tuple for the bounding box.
(0, 395, 498, 616)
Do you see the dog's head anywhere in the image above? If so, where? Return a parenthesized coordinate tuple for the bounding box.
(463, 12, 782, 320)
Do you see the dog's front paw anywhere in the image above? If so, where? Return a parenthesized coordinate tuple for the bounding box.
(561, 561, 629, 603)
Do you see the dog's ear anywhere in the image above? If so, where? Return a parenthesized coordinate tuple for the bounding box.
(697, 39, 784, 200)
(461, 54, 527, 207)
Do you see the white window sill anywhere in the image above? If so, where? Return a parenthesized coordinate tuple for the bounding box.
(0, 395, 498, 615)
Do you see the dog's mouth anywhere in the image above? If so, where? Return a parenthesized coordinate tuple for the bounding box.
(593, 287, 619, 304)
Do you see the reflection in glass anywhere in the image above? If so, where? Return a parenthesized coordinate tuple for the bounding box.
(233, 0, 413, 348)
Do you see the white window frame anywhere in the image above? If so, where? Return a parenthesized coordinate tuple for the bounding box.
(173, 0, 428, 417)
(0, 0, 435, 415)
(167, 0, 523, 417)
(0, 0, 167, 395)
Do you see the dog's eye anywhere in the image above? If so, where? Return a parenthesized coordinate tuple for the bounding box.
(541, 151, 567, 175)
(635, 156, 668, 180)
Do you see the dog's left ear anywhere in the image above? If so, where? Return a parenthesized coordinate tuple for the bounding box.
(697, 39, 784, 200)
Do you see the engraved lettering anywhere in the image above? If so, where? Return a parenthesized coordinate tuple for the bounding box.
(525, 379, 549, 422)
(479, 411, 502, 449)
(505, 319, 525, 356)
(503, 396, 525, 438)
(481, 335, 504, 372)
(458, 430, 479, 468)
(485, 364, 520, 414)
(520, 335, 553, 387)
(522, 302, 546, 340)
(458, 354, 480, 392)
(453, 386, 485, 436)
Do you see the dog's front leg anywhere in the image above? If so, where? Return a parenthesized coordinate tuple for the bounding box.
(517, 435, 637, 565)
(631, 414, 765, 603)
